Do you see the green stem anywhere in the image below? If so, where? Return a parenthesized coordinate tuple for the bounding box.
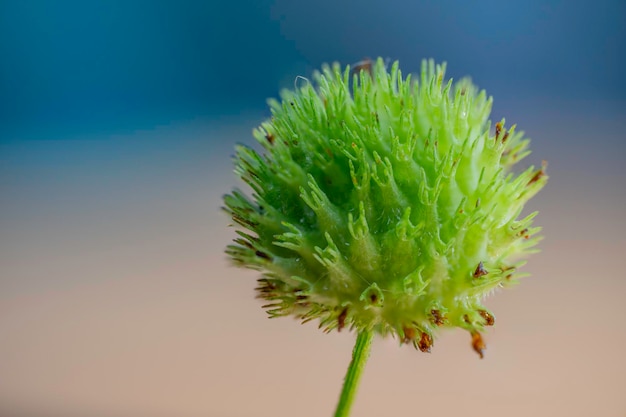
(333, 330, 374, 417)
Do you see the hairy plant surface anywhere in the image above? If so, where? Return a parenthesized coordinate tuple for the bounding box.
(224, 58, 547, 357)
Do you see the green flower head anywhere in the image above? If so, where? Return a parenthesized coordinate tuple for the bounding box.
(224, 58, 547, 357)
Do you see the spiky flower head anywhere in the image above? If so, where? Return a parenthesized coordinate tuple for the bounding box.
(224, 58, 547, 357)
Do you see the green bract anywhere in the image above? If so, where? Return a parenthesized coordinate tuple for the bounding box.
(224, 58, 547, 357)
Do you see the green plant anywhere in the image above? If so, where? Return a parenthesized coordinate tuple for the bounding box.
(223, 58, 547, 416)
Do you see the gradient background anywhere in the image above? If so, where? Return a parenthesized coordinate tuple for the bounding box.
(1, 1, 625, 416)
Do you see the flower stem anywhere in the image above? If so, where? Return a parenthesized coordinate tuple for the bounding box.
(334, 330, 373, 417)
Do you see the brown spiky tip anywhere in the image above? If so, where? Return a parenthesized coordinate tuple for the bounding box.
(431, 309, 446, 326)
(471, 332, 486, 359)
(337, 307, 348, 332)
(402, 326, 416, 344)
(528, 160, 548, 185)
(351, 58, 373, 76)
(415, 332, 433, 353)
(473, 262, 488, 279)
(478, 309, 495, 326)
(495, 121, 510, 143)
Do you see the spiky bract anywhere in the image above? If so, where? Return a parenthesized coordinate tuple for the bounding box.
(224, 58, 546, 356)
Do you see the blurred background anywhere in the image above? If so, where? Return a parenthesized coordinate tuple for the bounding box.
(1, 1, 625, 416)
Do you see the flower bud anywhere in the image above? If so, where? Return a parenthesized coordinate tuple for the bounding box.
(224, 58, 547, 356)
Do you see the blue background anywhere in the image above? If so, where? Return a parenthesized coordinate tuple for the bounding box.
(1, 0, 624, 140)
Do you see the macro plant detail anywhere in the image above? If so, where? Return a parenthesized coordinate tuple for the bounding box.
(223, 58, 546, 416)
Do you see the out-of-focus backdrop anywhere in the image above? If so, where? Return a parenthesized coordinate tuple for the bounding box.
(1, 1, 625, 416)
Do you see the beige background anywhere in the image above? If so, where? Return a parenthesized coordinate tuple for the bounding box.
(1, 100, 625, 416)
